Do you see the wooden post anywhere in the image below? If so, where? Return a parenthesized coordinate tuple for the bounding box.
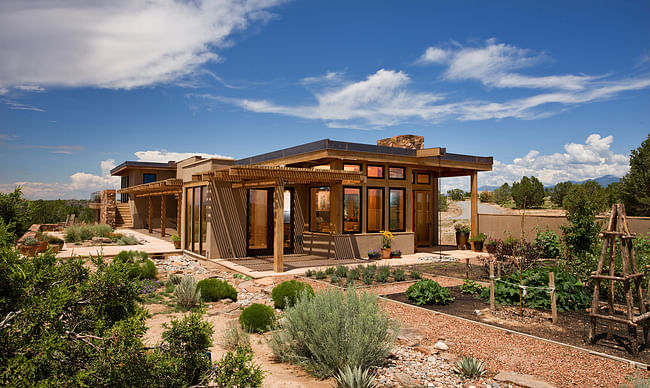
(176, 191, 182, 236)
(148, 196, 153, 234)
(489, 260, 495, 312)
(273, 181, 285, 272)
(549, 271, 557, 324)
(465, 257, 470, 279)
(470, 172, 478, 250)
(161, 195, 166, 237)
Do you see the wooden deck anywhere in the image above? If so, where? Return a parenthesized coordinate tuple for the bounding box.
(231, 254, 365, 272)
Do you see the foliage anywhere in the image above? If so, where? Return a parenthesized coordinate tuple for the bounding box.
(454, 223, 471, 234)
(140, 278, 160, 294)
(168, 274, 182, 285)
(161, 312, 214, 385)
(334, 365, 378, 388)
(0, 187, 29, 236)
(447, 188, 465, 201)
(479, 190, 493, 203)
(533, 229, 562, 258)
(362, 265, 375, 285)
(621, 375, 650, 388)
(315, 271, 326, 280)
(406, 279, 454, 306)
(349, 267, 361, 281)
(213, 345, 265, 388)
(331, 275, 341, 285)
(376, 265, 390, 283)
(174, 275, 201, 309)
(380, 230, 393, 249)
(619, 134, 650, 216)
(550, 181, 574, 207)
(325, 267, 336, 275)
(367, 249, 380, 259)
(239, 303, 275, 333)
(64, 223, 113, 242)
(453, 356, 487, 379)
(493, 183, 512, 205)
(336, 265, 349, 278)
(469, 232, 487, 243)
(390, 249, 401, 257)
(480, 267, 590, 312)
(393, 268, 406, 282)
(23, 236, 39, 246)
(116, 234, 139, 245)
(439, 192, 448, 212)
(511, 176, 545, 209)
(460, 279, 485, 295)
(221, 321, 250, 351)
(561, 186, 601, 259)
(304, 269, 314, 277)
(410, 270, 421, 279)
(113, 250, 157, 280)
(269, 288, 399, 378)
(197, 278, 238, 302)
(171, 234, 181, 243)
(272, 280, 314, 309)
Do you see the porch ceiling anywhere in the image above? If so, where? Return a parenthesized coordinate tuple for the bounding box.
(203, 165, 366, 184)
(117, 178, 183, 197)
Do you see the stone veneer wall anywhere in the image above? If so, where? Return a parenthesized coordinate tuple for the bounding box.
(377, 135, 424, 150)
(100, 189, 116, 227)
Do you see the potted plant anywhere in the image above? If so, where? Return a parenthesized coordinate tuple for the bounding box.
(380, 230, 393, 259)
(454, 224, 471, 250)
(368, 249, 381, 260)
(485, 238, 499, 254)
(171, 234, 181, 249)
(20, 236, 40, 256)
(46, 234, 64, 253)
(469, 232, 487, 252)
(390, 249, 402, 258)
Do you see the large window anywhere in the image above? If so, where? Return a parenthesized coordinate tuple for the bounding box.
(367, 165, 384, 179)
(367, 187, 384, 232)
(343, 187, 361, 233)
(143, 173, 156, 184)
(310, 186, 330, 232)
(185, 186, 207, 255)
(389, 188, 405, 232)
(343, 164, 362, 172)
(389, 166, 405, 179)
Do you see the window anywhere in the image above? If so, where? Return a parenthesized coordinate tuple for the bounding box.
(143, 173, 156, 184)
(120, 176, 129, 203)
(389, 166, 405, 179)
(343, 187, 361, 233)
(416, 173, 431, 184)
(312, 164, 330, 170)
(389, 188, 405, 232)
(367, 187, 384, 232)
(310, 186, 330, 232)
(367, 165, 384, 179)
(343, 164, 362, 172)
(185, 186, 207, 255)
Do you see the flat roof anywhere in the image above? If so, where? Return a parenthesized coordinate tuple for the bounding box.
(110, 161, 177, 176)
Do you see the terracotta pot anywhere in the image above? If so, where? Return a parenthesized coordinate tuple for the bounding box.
(37, 241, 48, 253)
(381, 247, 391, 260)
(455, 232, 469, 250)
(19, 245, 38, 256)
(173, 240, 181, 249)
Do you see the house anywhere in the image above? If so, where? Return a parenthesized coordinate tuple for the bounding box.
(110, 135, 492, 272)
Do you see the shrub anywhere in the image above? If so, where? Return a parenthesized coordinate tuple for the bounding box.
(459, 279, 484, 295)
(213, 345, 265, 388)
(331, 275, 341, 285)
(362, 266, 375, 285)
(174, 276, 201, 308)
(45, 234, 64, 245)
(393, 268, 406, 282)
(479, 190, 493, 203)
(345, 277, 355, 287)
(447, 188, 465, 201)
(113, 250, 157, 279)
(406, 279, 454, 306)
(168, 274, 182, 285)
(439, 192, 448, 212)
(348, 267, 361, 281)
(304, 269, 314, 277)
(197, 278, 238, 302)
(140, 279, 160, 294)
(335, 265, 348, 278)
(325, 267, 336, 275)
(221, 321, 250, 351)
(271, 280, 314, 309)
(23, 236, 39, 246)
(410, 270, 421, 280)
(269, 288, 399, 378)
(335, 365, 378, 388)
(161, 312, 214, 385)
(453, 356, 487, 379)
(454, 223, 471, 234)
(533, 229, 561, 258)
(64, 223, 112, 242)
(117, 235, 139, 245)
(315, 271, 326, 280)
(239, 303, 276, 333)
(376, 265, 390, 283)
(511, 176, 544, 209)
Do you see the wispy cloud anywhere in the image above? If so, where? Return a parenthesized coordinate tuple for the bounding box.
(0, 0, 287, 89)
(301, 71, 344, 85)
(2, 100, 45, 112)
(14, 85, 45, 92)
(135, 150, 232, 162)
(0, 142, 83, 154)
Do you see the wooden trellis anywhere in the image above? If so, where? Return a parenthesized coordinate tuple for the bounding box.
(588, 203, 648, 354)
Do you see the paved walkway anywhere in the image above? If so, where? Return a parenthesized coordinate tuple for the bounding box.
(56, 228, 179, 258)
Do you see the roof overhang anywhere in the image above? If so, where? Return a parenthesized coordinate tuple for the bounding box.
(110, 161, 177, 176)
(203, 165, 366, 185)
(117, 178, 183, 197)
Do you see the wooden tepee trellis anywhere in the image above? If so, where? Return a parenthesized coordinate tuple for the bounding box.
(588, 203, 649, 354)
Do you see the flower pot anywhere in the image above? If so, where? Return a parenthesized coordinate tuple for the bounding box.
(381, 247, 391, 260)
(37, 241, 48, 253)
(173, 240, 181, 249)
(19, 245, 38, 256)
(473, 241, 484, 252)
(455, 232, 469, 250)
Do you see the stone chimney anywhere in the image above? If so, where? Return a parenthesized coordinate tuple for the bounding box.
(377, 135, 424, 150)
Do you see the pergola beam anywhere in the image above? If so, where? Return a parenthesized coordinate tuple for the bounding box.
(273, 180, 285, 273)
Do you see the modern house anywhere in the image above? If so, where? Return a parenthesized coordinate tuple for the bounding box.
(110, 135, 493, 272)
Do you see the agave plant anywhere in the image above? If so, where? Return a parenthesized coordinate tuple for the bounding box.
(453, 356, 487, 379)
(335, 365, 378, 388)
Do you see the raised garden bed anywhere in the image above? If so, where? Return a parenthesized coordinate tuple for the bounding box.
(301, 264, 423, 290)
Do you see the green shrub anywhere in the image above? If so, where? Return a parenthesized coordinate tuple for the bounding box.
(348, 267, 360, 281)
(197, 278, 238, 302)
(161, 312, 214, 385)
(459, 279, 485, 295)
(325, 267, 336, 275)
(393, 268, 406, 282)
(410, 270, 421, 279)
(376, 266, 390, 283)
(271, 280, 314, 309)
(221, 321, 250, 351)
(117, 235, 139, 245)
(315, 271, 326, 280)
(45, 234, 64, 245)
(168, 274, 182, 285)
(174, 276, 201, 308)
(335, 265, 348, 278)
(23, 236, 39, 246)
(533, 229, 561, 258)
(113, 250, 157, 279)
(270, 288, 399, 378)
(406, 279, 454, 306)
(239, 303, 276, 333)
(335, 365, 378, 388)
(305, 269, 314, 277)
(453, 356, 487, 379)
(345, 277, 355, 287)
(362, 267, 375, 285)
(331, 275, 341, 285)
(64, 223, 112, 242)
(213, 345, 265, 388)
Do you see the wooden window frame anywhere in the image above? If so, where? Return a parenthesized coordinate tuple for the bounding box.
(366, 187, 385, 233)
(416, 172, 431, 185)
(367, 164, 384, 179)
(388, 166, 405, 180)
(309, 186, 331, 233)
(389, 187, 406, 232)
(343, 163, 362, 172)
(342, 186, 362, 234)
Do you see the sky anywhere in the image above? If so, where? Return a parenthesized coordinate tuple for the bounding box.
(0, 0, 648, 199)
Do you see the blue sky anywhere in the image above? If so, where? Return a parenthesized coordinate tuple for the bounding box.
(0, 0, 648, 199)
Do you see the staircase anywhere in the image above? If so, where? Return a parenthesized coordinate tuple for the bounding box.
(115, 203, 133, 228)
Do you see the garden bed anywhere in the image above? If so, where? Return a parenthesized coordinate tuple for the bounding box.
(386, 285, 650, 364)
(300, 264, 423, 290)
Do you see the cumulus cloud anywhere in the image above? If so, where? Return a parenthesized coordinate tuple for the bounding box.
(0, 0, 286, 89)
(135, 150, 232, 162)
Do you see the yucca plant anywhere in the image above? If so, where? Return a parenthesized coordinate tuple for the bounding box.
(334, 365, 378, 388)
(453, 356, 487, 379)
(174, 275, 201, 308)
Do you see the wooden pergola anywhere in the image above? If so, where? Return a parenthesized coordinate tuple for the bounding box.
(117, 178, 183, 237)
(205, 166, 365, 272)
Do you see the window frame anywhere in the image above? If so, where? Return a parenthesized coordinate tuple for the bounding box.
(388, 166, 405, 180)
(343, 163, 362, 172)
(342, 186, 362, 234)
(416, 172, 431, 185)
(389, 187, 406, 232)
(366, 186, 385, 233)
(309, 186, 331, 233)
(367, 164, 385, 179)
(143, 173, 156, 184)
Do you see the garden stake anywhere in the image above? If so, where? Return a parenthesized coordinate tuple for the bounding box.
(489, 260, 495, 312)
(465, 258, 470, 279)
(549, 271, 557, 324)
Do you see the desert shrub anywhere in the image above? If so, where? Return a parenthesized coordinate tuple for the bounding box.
(113, 250, 157, 279)
(269, 288, 399, 378)
(335, 365, 378, 388)
(325, 267, 336, 275)
(315, 271, 326, 280)
(213, 345, 265, 388)
(447, 188, 465, 201)
(459, 279, 484, 295)
(362, 266, 375, 285)
(345, 277, 355, 287)
(479, 190, 493, 203)
(376, 265, 390, 283)
(168, 274, 182, 285)
(439, 193, 448, 212)
(410, 270, 421, 279)
(348, 267, 361, 280)
(117, 235, 139, 245)
(304, 269, 314, 277)
(174, 275, 201, 309)
(453, 356, 487, 379)
(197, 278, 238, 302)
(271, 280, 314, 309)
(239, 303, 275, 333)
(23, 236, 39, 246)
(64, 223, 112, 242)
(335, 265, 348, 278)
(45, 234, 64, 245)
(331, 275, 341, 285)
(393, 268, 406, 282)
(161, 312, 214, 385)
(406, 279, 454, 306)
(221, 321, 250, 351)
(480, 267, 589, 311)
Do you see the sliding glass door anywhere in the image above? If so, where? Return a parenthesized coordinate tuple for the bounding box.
(185, 185, 207, 255)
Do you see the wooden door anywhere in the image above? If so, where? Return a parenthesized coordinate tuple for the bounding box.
(414, 190, 432, 246)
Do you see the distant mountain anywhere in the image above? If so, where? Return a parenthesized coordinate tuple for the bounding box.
(477, 175, 621, 192)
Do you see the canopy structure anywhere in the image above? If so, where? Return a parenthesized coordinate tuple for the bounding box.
(201, 165, 366, 185)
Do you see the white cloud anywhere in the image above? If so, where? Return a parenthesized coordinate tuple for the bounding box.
(2, 100, 45, 112)
(301, 71, 344, 85)
(14, 85, 45, 92)
(135, 150, 232, 162)
(0, 0, 286, 89)
(0, 88, 8, 95)
(417, 47, 450, 64)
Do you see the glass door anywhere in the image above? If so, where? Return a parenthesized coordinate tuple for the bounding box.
(414, 190, 432, 246)
(247, 188, 273, 256)
(283, 189, 294, 254)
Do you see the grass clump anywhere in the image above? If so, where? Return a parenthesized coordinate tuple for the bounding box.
(272, 280, 314, 309)
(239, 303, 275, 333)
(196, 278, 237, 302)
(304, 269, 314, 277)
(315, 271, 326, 280)
(221, 321, 250, 351)
(406, 279, 454, 306)
(376, 265, 390, 283)
(174, 275, 201, 309)
(64, 223, 112, 242)
(269, 288, 399, 378)
(362, 265, 375, 285)
(410, 270, 421, 279)
(325, 267, 336, 275)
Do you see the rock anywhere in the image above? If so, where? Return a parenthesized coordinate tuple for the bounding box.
(413, 345, 437, 355)
(433, 341, 448, 351)
(474, 309, 482, 316)
(394, 372, 417, 387)
(91, 236, 112, 245)
(254, 277, 274, 286)
(491, 383, 500, 388)
(494, 371, 557, 388)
